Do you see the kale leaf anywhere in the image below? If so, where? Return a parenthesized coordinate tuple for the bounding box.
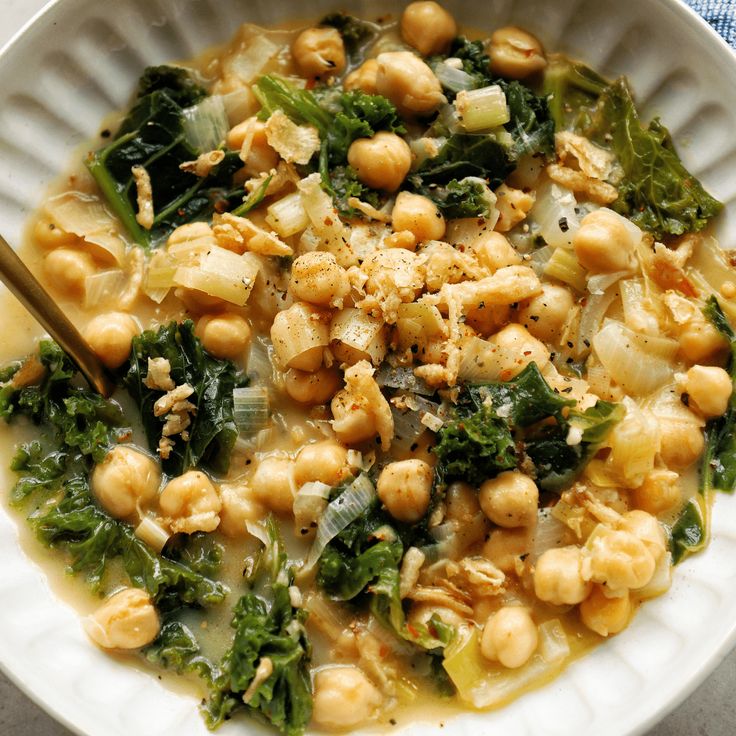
(543, 56, 609, 131)
(1, 340, 125, 464)
(253, 75, 406, 214)
(33, 473, 226, 608)
(499, 79, 555, 159)
(318, 489, 451, 651)
(524, 400, 624, 492)
(457, 362, 574, 427)
(592, 78, 722, 239)
(433, 404, 517, 486)
(411, 133, 514, 190)
(87, 65, 243, 249)
(124, 320, 239, 476)
(145, 618, 220, 683)
(670, 497, 708, 565)
(205, 518, 313, 736)
(1, 341, 227, 609)
(319, 12, 378, 65)
(435, 363, 622, 491)
(700, 296, 736, 495)
(416, 177, 494, 219)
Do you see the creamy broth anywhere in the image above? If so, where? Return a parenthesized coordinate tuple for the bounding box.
(1, 4, 730, 734)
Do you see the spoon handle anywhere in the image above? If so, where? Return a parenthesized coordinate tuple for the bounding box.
(0, 234, 115, 397)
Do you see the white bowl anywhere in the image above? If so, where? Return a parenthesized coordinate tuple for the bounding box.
(1, 1, 735, 735)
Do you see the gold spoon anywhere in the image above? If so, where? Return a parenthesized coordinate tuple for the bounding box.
(0, 234, 115, 397)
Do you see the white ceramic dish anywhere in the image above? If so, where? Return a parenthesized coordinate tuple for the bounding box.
(1, 1, 735, 735)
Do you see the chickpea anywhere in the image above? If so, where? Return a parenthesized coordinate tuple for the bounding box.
(579, 585, 632, 637)
(43, 247, 96, 298)
(312, 666, 382, 730)
(517, 284, 575, 344)
(391, 191, 446, 243)
(479, 471, 538, 528)
(375, 51, 444, 117)
(289, 252, 350, 307)
(465, 302, 511, 337)
(251, 455, 296, 514)
(82, 312, 139, 370)
(445, 481, 481, 523)
(483, 527, 533, 574)
(573, 208, 638, 273)
(473, 231, 522, 272)
(534, 546, 591, 605)
(489, 26, 547, 79)
(494, 184, 535, 232)
(291, 27, 346, 78)
(347, 132, 412, 192)
(284, 366, 342, 405)
(587, 529, 655, 592)
(91, 446, 161, 520)
(33, 217, 78, 249)
(195, 313, 251, 361)
(481, 606, 538, 668)
(294, 440, 350, 488)
(85, 588, 160, 650)
(491, 323, 550, 378)
(344, 59, 379, 94)
(159, 470, 222, 534)
(657, 416, 704, 470)
(377, 459, 433, 524)
(331, 389, 377, 445)
(401, 1, 457, 56)
(226, 118, 278, 175)
(218, 482, 264, 538)
(631, 469, 681, 515)
(678, 318, 729, 364)
(618, 510, 667, 563)
(681, 365, 732, 418)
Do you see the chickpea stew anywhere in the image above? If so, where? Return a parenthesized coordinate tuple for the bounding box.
(1, 2, 734, 734)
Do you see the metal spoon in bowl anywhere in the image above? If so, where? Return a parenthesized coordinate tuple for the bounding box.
(0, 234, 115, 397)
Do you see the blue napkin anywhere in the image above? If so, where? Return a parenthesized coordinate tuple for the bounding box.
(685, 0, 736, 47)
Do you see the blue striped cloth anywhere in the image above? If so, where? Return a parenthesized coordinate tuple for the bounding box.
(685, 0, 736, 47)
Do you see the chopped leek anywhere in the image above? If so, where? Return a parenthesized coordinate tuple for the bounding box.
(84, 269, 125, 310)
(433, 61, 477, 94)
(233, 386, 270, 435)
(301, 474, 375, 574)
(182, 95, 229, 152)
(529, 180, 580, 249)
(443, 620, 569, 708)
(455, 85, 510, 132)
(544, 248, 587, 292)
(266, 192, 310, 237)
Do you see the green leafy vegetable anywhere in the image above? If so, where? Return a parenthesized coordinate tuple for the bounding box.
(592, 78, 722, 238)
(543, 56, 609, 131)
(434, 403, 517, 486)
(670, 497, 707, 564)
(206, 518, 313, 736)
(436, 363, 622, 491)
(499, 79, 555, 159)
(417, 177, 494, 219)
(87, 64, 243, 248)
(524, 400, 624, 492)
(457, 362, 574, 427)
(319, 12, 378, 65)
(671, 296, 736, 562)
(1, 341, 227, 610)
(318, 483, 449, 650)
(411, 133, 514, 190)
(145, 618, 220, 683)
(253, 76, 404, 212)
(124, 320, 239, 476)
(701, 296, 736, 495)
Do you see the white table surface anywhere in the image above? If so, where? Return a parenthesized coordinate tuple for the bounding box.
(0, 1, 735, 734)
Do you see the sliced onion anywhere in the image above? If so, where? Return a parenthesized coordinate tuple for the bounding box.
(529, 245, 553, 276)
(532, 508, 568, 561)
(293, 481, 332, 537)
(302, 474, 375, 574)
(182, 95, 229, 153)
(577, 286, 618, 355)
(226, 34, 281, 83)
(528, 180, 580, 249)
(433, 61, 476, 93)
(376, 364, 434, 395)
(84, 268, 125, 310)
(592, 320, 676, 396)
